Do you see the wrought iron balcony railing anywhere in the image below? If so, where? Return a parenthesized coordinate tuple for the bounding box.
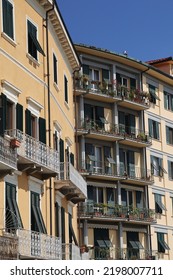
(80, 161, 153, 183)
(78, 202, 156, 223)
(0, 135, 17, 170)
(5, 129, 59, 174)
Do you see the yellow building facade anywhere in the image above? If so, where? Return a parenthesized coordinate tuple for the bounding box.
(0, 0, 87, 260)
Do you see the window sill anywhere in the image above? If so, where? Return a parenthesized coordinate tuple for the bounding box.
(64, 101, 70, 110)
(1, 32, 17, 47)
(26, 53, 40, 67)
(53, 82, 60, 92)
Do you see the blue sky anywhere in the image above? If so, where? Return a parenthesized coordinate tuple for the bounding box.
(56, 0, 173, 62)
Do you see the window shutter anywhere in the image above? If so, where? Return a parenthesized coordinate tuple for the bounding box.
(155, 121, 159, 139)
(83, 64, 89, 76)
(64, 76, 68, 103)
(102, 69, 109, 81)
(54, 131, 58, 151)
(70, 152, 74, 166)
(104, 146, 111, 158)
(129, 114, 135, 134)
(171, 95, 173, 111)
(16, 103, 23, 131)
(59, 138, 64, 162)
(148, 119, 152, 137)
(3, 0, 14, 39)
(0, 93, 7, 135)
(168, 161, 172, 179)
(85, 143, 94, 155)
(164, 93, 168, 109)
(55, 202, 59, 237)
(25, 109, 31, 136)
(166, 126, 169, 144)
(53, 54, 57, 84)
(116, 73, 121, 84)
(130, 78, 136, 90)
(84, 103, 93, 119)
(61, 207, 65, 243)
(39, 117, 46, 144)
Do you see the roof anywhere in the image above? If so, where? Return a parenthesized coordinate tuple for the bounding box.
(146, 57, 173, 65)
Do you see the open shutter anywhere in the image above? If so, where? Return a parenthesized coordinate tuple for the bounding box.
(59, 138, 64, 162)
(25, 109, 31, 136)
(39, 117, 46, 144)
(28, 20, 45, 56)
(0, 93, 7, 135)
(16, 103, 23, 131)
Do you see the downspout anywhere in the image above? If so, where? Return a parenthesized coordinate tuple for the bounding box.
(141, 66, 152, 254)
(45, 0, 55, 235)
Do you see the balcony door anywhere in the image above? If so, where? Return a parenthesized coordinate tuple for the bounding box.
(95, 146, 102, 173)
(119, 149, 135, 177)
(118, 111, 135, 136)
(89, 68, 100, 90)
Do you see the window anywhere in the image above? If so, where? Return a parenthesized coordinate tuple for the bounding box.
(157, 233, 170, 253)
(27, 20, 45, 60)
(168, 161, 173, 180)
(25, 109, 46, 143)
(2, 0, 14, 39)
(148, 84, 159, 104)
(69, 213, 78, 245)
(87, 186, 103, 204)
(164, 91, 173, 111)
(166, 126, 173, 145)
(5, 182, 23, 229)
(64, 75, 68, 103)
(31, 192, 47, 233)
(155, 194, 166, 214)
(151, 156, 166, 177)
(53, 53, 58, 84)
(148, 119, 160, 140)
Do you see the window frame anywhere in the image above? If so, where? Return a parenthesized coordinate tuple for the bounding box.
(164, 91, 173, 111)
(157, 232, 170, 253)
(166, 126, 173, 145)
(64, 75, 68, 103)
(148, 118, 160, 140)
(53, 53, 58, 85)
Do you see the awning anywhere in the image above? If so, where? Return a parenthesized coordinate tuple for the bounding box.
(88, 155, 96, 161)
(129, 240, 144, 249)
(149, 89, 160, 101)
(107, 157, 116, 164)
(158, 239, 170, 250)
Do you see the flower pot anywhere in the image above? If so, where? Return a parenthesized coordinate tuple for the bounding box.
(10, 139, 20, 148)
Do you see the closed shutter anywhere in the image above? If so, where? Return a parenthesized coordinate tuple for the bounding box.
(55, 202, 59, 237)
(16, 103, 23, 131)
(118, 111, 125, 134)
(102, 69, 109, 81)
(61, 207, 65, 243)
(64, 76, 68, 103)
(2, 0, 14, 39)
(127, 151, 135, 177)
(25, 109, 31, 136)
(164, 93, 168, 109)
(128, 114, 135, 135)
(130, 78, 136, 90)
(0, 93, 7, 135)
(84, 103, 93, 119)
(166, 126, 169, 144)
(148, 119, 152, 137)
(70, 152, 74, 166)
(104, 146, 111, 157)
(116, 73, 121, 84)
(53, 54, 57, 84)
(83, 64, 89, 76)
(59, 138, 64, 162)
(39, 117, 46, 144)
(85, 143, 94, 156)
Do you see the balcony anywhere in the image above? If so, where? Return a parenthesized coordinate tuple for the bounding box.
(78, 202, 156, 224)
(80, 161, 153, 185)
(5, 129, 59, 179)
(0, 135, 17, 177)
(88, 247, 159, 260)
(55, 162, 87, 203)
(119, 126, 152, 147)
(75, 78, 150, 110)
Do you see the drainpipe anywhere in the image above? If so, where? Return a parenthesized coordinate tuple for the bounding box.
(141, 67, 152, 254)
(45, 0, 55, 236)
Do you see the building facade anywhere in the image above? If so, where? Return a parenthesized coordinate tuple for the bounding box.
(74, 44, 173, 260)
(0, 0, 87, 260)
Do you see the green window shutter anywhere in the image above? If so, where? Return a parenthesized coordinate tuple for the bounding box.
(130, 78, 136, 90)
(25, 109, 31, 136)
(166, 126, 169, 144)
(31, 192, 47, 234)
(28, 20, 45, 58)
(61, 207, 65, 243)
(0, 93, 7, 135)
(164, 92, 168, 109)
(16, 103, 23, 131)
(64, 76, 68, 103)
(171, 95, 173, 111)
(83, 64, 89, 76)
(129, 114, 135, 134)
(53, 54, 57, 84)
(39, 117, 46, 144)
(2, 0, 14, 39)
(148, 119, 152, 137)
(168, 161, 172, 179)
(116, 73, 121, 84)
(70, 152, 74, 166)
(54, 130, 58, 151)
(102, 69, 109, 81)
(155, 121, 159, 139)
(55, 202, 59, 237)
(59, 138, 64, 162)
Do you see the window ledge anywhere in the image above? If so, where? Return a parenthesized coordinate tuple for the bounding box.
(64, 101, 70, 110)
(53, 82, 60, 92)
(1, 32, 17, 47)
(26, 53, 40, 67)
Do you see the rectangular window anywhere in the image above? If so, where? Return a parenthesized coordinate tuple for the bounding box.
(6, 182, 23, 229)
(2, 0, 14, 39)
(157, 233, 170, 253)
(31, 192, 47, 233)
(27, 20, 45, 60)
(148, 119, 160, 140)
(64, 75, 68, 103)
(166, 126, 173, 145)
(168, 160, 173, 180)
(149, 84, 159, 104)
(155, 194, 166, 214)
(164, 91, 173, 111)
(6, 99, 13, 130)
(53, 53, 58, 84)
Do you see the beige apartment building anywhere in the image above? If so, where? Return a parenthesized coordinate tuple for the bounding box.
(74, 44, 173, 260)
(0, 0, 87, 260)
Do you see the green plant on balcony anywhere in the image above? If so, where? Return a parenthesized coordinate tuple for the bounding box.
(137, 132, 147, 142)
(81, 74, 89, 88)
